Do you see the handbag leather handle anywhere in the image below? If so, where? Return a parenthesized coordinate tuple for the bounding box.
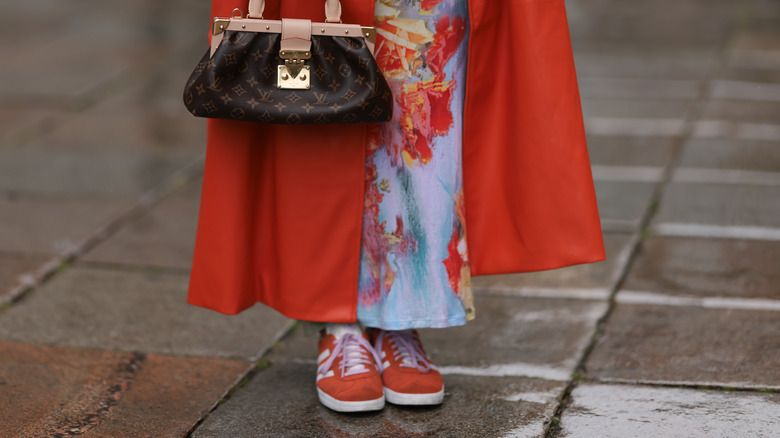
(248, 0, 343, 23)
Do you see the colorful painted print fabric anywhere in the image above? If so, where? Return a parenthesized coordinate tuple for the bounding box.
(357, 0, 473, 330)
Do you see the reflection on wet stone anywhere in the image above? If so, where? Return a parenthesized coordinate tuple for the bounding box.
(192, 362, 564, 438)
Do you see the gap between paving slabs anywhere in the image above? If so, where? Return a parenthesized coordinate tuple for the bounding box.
(185, 321, 301, 437)
(546, 15, 780, 438)
(0, 44, 208, 308)
(543, 24, 737, 438)
(0, 155, 204, 309)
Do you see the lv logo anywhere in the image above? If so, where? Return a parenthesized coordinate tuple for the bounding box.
(314, 92, 330, 105)
(258, 90, 274, 102)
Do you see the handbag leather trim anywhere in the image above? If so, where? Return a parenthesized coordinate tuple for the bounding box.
(247, 0, 343, 22)
(211, 19, 374, 56)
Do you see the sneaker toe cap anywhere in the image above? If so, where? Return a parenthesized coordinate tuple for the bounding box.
(383, 368, 443, 394)
(318, 377, 384, 402)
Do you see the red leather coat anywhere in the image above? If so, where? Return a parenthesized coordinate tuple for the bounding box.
(187, 0, 605, 321)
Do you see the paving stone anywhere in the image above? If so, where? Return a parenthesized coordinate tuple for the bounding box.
(691, 119, 780, 142)
(568, 0, 736, 46)
(0, 1, 210, 99)
(83, 180, 201, 270)
(719, 66, 780, 85)
(561, 384, 780, 438)
(192, 361, 565, 438)
(708, 79, 780, 102)
(0, 39, 131, 99)
(654, 182, 780, 228)
(267, 294, 606, 379)
(581, 98, 691, 119)
(585, 116, 686, 137)
(586, 303, 780, 387)
(0, 252, 50, 296)
(37, 56, 209, 155)
(625, 237, 780, 300)
(587, 135, 677, 167)
(729, 21, 780, 54)
(678, 138, 780, 172)
(93, 51, 212, 119)
(0, 108, 61, 147)
(578, 78, 700, 100)
(0, 341, 249, 438)
(31, 107, 207, 153)
(594, 180, 657, 230)
(702, 99, 780, 124)
(0, 147, 197, 196)
(573, 48, 718, 80)
(0, 267, 291, 359)
(421, 295, 607, 374)
(473, 233, 632, 292)
(0, 194, 131, 255)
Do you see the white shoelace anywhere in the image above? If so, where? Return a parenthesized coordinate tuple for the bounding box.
(318, 332, 383, 378)
(375, 330, 433, 372)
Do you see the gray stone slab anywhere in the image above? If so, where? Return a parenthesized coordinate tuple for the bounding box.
(0, 267, 291, 360)
(0, 39, 128, 99)
(82, 180, 201, 270)
(625, 237, 780, 300)
(91, 51, 212, 119)
(31, 106, 207, 154)
(0, 1, 210, 99)
(0, 108, 61, 147)
(586, 303, 780, 387)
(581, 98, 691, 119)
(0, 252, 50, 296)
(0, 194, 131, 255)
(561, 384, 780, 438)
(192, 361, 565, 438)
(0, 147, 196, 196)
(269, 294, 606, 380)
(473, 233, 632, 292)
(678, 138, 780, 172)
(655, 182, 780, 228)
(578, 78, 700, 100)
(719, 67, 780, 85)
(728, 19, 780, 54)
(568, 1, 736, 47)
(595, 181, 657, 230)
(587, 135, 676, 167)
(702, 99, 780, 124)
(573, 48, 718, 80)
(422, 295, 607, 374)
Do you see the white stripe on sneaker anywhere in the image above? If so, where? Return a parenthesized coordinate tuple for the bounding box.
(316, 370, 334, 382)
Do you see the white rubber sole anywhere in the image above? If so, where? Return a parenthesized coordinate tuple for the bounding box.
(317, 389, 385, 413)
(384, 386, 445, 406)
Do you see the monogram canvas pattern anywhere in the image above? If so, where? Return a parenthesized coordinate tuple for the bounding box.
(184, 31, 393, 124)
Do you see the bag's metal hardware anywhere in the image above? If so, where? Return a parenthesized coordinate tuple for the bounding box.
(361, 27, 377, 45)
(213, 18, 232, 36)
(278, 50, 312, 89)
(277, 65, 311, 89)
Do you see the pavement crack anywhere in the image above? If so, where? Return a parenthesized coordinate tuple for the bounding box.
(42, 352, 147, 438)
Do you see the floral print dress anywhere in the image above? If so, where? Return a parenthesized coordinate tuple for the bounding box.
(356, 0, 473, 330)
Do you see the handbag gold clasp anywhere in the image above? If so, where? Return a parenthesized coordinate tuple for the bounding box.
(278, 50, 311, 89)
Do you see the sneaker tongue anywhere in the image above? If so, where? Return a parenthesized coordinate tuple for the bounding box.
(326, 323, 363, 340)
(326, 324, 372, 375)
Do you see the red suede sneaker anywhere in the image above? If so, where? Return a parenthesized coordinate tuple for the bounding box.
(317, 324, 385, 412)
(372, 329, 445, 406)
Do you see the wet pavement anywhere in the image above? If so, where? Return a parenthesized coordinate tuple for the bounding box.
(1, 0, 779, 437)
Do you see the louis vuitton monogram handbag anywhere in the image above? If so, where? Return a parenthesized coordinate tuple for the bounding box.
(183, 0, 393, 124)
